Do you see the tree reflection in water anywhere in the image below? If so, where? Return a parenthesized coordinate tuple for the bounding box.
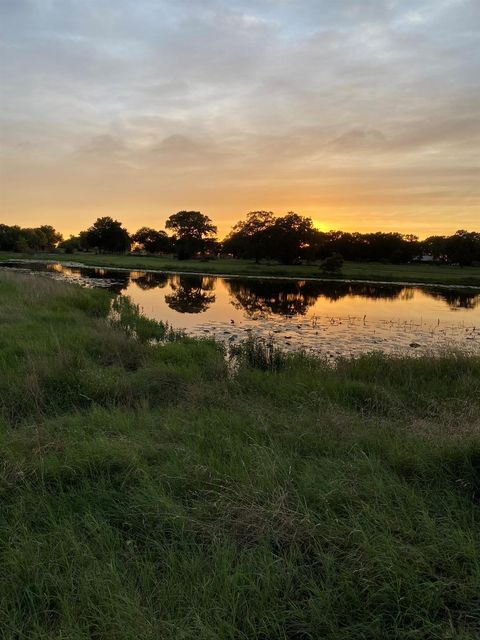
(123, 272, 479, 314)
(227, 279, 317, 316)
(227, 279, 480, 317)
(314, 282, 402, 302)
(227, 279, 404, 317)
(129, 271, 169, 290)
(45, 264, 131, 294)
(424, 288, 480, 310)
(164, 275, 216, 313)
(2, 261, 479, 315)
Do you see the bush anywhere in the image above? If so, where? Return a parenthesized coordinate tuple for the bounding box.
(320, 252, 344, 275)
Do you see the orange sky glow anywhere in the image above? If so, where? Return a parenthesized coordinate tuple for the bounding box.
(1, 1, 479, 240)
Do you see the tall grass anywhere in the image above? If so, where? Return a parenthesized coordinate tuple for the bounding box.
(1, 271, 480, 639)
(229, 335, 287, 371)
(111, 295, 184, 343)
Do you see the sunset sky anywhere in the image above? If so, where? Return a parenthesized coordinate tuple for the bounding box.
(1, 0, 479, 239)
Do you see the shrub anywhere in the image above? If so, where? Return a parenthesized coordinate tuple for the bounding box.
(320, 252, 344, 275)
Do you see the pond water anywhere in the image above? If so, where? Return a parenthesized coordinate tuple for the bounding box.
(2, 260, 480, 358)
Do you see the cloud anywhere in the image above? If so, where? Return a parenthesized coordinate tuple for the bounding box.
(79, 134, 129, 158)
(0, 0, 478, 236)
(330, 129, 387, 152)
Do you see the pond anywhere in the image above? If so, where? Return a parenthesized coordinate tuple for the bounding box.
(2, 260, 480, 358)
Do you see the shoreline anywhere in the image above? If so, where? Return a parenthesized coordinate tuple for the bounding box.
(2, 256, 480, 291)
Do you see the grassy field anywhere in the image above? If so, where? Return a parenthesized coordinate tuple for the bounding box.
(1, 250, 480, 286)
(1, 271, 480, 638)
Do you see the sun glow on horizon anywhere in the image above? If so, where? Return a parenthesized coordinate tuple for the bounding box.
(0, 1, 478, 236)
(312, 220, 330, 233)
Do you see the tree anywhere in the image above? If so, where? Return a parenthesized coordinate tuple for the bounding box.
(358, 232, 412, 262)
(223, 211, 325, 263)
(58, 235, 83, 254)
(268, 212, 319, 264)
(223, 211, 276, 262)
(132, 227, 172, 254)
(422, 235, 447, 261)
(38, 225, 63, 250)
(22, 228, 49, 252)
(165, 211, 217, 259)
(0, 224, 63, 252)
(318, 231, 420, 263)
(0, 224, 22, 251)
(83, 217, 131, 253)
(444, 230, 480, 266)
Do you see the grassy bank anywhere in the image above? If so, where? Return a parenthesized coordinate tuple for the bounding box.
(1, 271, 480, 638)
(1, 250, 480, 286)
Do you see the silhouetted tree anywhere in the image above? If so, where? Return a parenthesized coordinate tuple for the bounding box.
(165, 211, 217, 259)
(269, 213, 320, 264)
(359, 232, 417, 262)
(58, 235, 83, 254)
(422, 235, 447, 261)
(2, 213, 479, 267)
(444, 230, 480, 266)
(83, 217, 131, 253)
(0, 223, 62, 252)
(132, 227, 172, 254)
(222, 215, 428, 264)
(317, 231, 420, 263)
(223, 211, 276, 262)
(0, 224, 22, 251)
(38, 225, 63, 250)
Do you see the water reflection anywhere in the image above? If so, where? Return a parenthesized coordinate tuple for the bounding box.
(227, 279, 318, 316)
(1, 261, 479, 315)
(425, 288, 480, 311)
(47, 263, 131, 294)
(130, 271, 169, 290)
(2, 260, 480, 356)
(164, 275, 216, 314)
(226, 278, 479, 316)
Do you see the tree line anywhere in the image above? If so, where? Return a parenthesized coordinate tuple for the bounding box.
(1, 211, 479, 266)
(0, 224, 63, 253)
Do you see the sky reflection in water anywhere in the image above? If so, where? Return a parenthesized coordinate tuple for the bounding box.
(2, 262, 480, 357)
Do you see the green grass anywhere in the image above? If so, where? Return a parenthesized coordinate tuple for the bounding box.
(1, 271, 480, 638)
(1, 250, 480, 286)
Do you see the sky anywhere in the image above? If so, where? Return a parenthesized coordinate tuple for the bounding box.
(0, 0, 479, 239)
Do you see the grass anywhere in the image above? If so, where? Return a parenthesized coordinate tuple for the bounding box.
(1, 270, 480, 638)
(1, 250, 480, 287)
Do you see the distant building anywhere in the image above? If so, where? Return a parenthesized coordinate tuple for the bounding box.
(413, 255, 435, 263)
